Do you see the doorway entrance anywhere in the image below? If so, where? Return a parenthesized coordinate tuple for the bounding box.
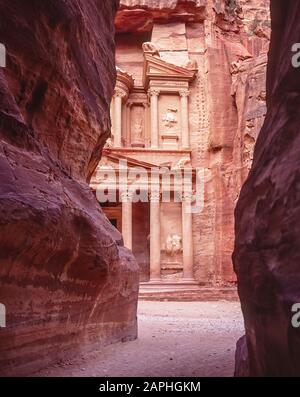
(102, 201, 150, 282)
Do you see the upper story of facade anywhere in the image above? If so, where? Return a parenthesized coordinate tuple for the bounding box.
(109, 38, 197, 155)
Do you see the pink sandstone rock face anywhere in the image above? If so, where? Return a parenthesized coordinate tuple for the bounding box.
(116, 0, 270, 286)
(0, 0, 139, 376)
(234, 0, 300, 376)
(196, 1, 269, 286)
(116, 0, 207, 33)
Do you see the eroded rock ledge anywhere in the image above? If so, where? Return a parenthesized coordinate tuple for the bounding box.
(116, 0, 207, 32)
(0, 0, 139, 376)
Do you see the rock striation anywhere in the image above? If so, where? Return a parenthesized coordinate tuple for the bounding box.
(0, 0, 139, 376)
(234, 0, 300, 376)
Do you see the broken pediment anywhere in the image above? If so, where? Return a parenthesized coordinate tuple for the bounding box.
(143, 53, 196, 89)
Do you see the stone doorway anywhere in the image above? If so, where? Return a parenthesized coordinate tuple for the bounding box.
(102, 200, 151, 283)
(103, 205, 122, 232)
(132, 202, 150, 282)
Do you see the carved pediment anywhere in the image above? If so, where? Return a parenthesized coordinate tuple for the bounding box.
(99, 152, 156, 171)
(143, 53, 196, 88)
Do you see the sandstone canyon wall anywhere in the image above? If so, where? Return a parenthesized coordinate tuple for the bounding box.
(234, 0, 300, 376)
(116, 0, 270, 285)
(0, 0, 139, 376)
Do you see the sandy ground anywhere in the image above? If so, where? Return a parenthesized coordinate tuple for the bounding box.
(36, 301, 244, 377)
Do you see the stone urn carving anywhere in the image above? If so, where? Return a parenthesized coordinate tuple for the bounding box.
(142, 41, 160, 57)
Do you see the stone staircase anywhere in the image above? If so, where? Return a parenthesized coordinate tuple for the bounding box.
(139, 282, 238, 301)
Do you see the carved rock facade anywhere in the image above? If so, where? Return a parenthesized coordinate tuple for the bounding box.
(92, 0, 270, 290)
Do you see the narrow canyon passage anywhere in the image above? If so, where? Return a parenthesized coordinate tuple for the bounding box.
(36, 301, 243, 377)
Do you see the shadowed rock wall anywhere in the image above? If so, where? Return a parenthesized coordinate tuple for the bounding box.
(0, 0, 139, 376)
(234, 0, 300, 376)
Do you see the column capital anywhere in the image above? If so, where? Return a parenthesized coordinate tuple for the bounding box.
(120, 190, 133, 202)
(179, 89, 190, 98)
(114, 88, 126, 99)
(126, 101, 134, 109)
(148, 88, 160, 97)
(149, 190, 161, 203)
(181, 190, 194, 202)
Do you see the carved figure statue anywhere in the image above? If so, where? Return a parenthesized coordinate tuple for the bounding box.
(133, 119, 144, 140)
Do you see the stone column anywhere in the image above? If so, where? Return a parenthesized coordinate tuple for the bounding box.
(121, 191, 132, 250)
(149, 191, 161, 281)
(110, 99, 114, 137)
(126, 103, 132, 147)
(180, 90, 190, 149)
(148, 89, 160, 149)
(182, 191, 194, 280)
(114, 89, 124, 147)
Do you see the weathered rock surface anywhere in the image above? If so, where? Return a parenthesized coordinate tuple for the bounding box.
(0, 0, 139, 376)
(234, 335, 249, 376)
(197, 1, 269, 285)
(116, 0, 207, 33)
(234, 0, 300, 376)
